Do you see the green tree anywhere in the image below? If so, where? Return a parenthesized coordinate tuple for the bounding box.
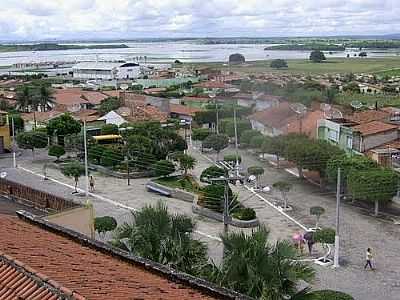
(223, 154, 242, 165)
(94, 216, 117, 240)
(270, 59, 288, 69)
(192, 128, 210, 141)
(203, 134, 229, 159)
(88, 144, 106, 165)
(310, 50, 326, 63)
(98, 97, 121, 115)
(48, 144, 65, 162)
(16, 85, 32, 112)
(16, 131, 48, 155)
(177, 153, 196, 177)
(61, 161, 85, 193)
(347, 169, 398, 216)
(261, 136, 287, 167)
(201, 183, 234, 213)
(273, 181, 293, 209)
(240, 129, 262, 147)
(100, 147, 123, 167)
(112, 202, 208, 276)
(310, 206, 325, 229)
(200, 166, 226, 183)
(210, 226, 314, 299)
(38, 85, 53, 111)
(101, 124, 119, 135)
(249, 135, 264, 150)
(47, 113, 81, 145)
(221, 118, 252, 139)
(343, 82, 360, 93)
(326, 155, 377, 184)
(8, 113, 24, 133)
(152, 160, 175, 177)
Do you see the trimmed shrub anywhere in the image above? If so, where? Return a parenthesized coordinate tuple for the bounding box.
(152, 160, 175, 177)
(232, 207, 256, 220)
(307, 290, 354, 300)
(48, 144, 65, 161)
(200, 166, 226, 183)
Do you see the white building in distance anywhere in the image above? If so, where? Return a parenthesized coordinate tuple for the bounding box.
(72, 62, 141, 80)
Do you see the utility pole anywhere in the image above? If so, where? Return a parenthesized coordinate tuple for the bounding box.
(11, 116, 16, 168)
(211, 174, 243, 234)
(83, 120, 89, 198)
(334, 167, 341, 268)
(233, 99, 240, 177)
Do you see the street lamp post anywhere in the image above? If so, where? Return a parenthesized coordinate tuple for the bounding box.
(83, 120, 89, 198)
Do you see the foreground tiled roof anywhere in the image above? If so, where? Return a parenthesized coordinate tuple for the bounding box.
(0, 252, 85, 300)
(21, 111, 64, 122)
(0, 214, 238, 300)
(352, 120, 398, 136)
(169, 104, 202, 116)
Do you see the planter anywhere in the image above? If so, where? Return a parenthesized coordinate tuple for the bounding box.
(314, 257, 333, 267)
(192, 196, 259, 228)
(277, 205, 293, 212)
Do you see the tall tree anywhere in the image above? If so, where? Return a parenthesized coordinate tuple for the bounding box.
(177, 153, 196, 177)
(203, 134, 229, 160)
(47, 113, 81, 145)
(347, 169, 398, 216)
(112, 202, 208, 276)
(61, 161, 85, 193)
(16, 131, 48, 155)
(310, 50, 326, 63)
(210, 226, 314, 299)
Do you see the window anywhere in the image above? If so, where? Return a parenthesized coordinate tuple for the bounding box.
(328, 130, 338, 142)
(346, 136, 353, 149)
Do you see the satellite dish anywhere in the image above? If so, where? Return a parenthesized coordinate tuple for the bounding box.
(0, 172, 7, 178)
(120, 84, 129, 91)
(350, 101, 363, 110)
(290, 103, 307, 115)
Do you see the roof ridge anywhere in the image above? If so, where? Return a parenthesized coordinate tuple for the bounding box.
(16, 210, 252, 300)
(0, 251, 86, 300)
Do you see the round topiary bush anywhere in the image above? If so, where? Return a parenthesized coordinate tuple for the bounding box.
(232, 207, 256, 221)
(229, 53, 245, 64)
(200, 166, 226, 183)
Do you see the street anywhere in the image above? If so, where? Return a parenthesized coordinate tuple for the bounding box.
(1, 147, 400, 300)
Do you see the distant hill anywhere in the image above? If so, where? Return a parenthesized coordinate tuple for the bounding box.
(0, 43, 130, 52)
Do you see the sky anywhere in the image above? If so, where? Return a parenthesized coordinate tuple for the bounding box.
(0, 0, 399, 41)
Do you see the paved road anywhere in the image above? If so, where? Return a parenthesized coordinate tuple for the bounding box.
(2, 148, 400, 299)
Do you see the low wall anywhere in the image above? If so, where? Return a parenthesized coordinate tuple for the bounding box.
(89, 164, 152, 179)
(0, 178, 80, 212)
(147, 180, 259, 228)
(146, 181, 195, 203)
(192, 197, 259, 228)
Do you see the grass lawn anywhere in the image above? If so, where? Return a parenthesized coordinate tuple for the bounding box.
(191, 57, 400, 75)
(154, 176, 200, 193)
(335, 92, 400, 108)
(375, 68, 400, 77)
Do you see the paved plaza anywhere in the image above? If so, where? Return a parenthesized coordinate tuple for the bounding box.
(1, 148, 400, 300)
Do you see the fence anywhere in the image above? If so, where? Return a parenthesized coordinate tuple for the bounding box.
(0, 178, 80, 212)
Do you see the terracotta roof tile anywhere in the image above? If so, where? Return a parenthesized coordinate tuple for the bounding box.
(352, 120, 398, 136)
(0, 216, 218, 300)
(0, 252, 84, 300)
(81, 91, 108, 105)
(21, 111, 64, 122)
(249, 102, 297, 130)
(170, 104, 202, 116)
(347, 110, 390, 124)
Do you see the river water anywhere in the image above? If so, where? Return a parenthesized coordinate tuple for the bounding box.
(1, 41, 400, 66)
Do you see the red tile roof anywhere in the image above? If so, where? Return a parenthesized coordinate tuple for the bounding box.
(0, 252, 85, 299)
(53, 89, 88, 106)
(81, 91, 108, 105)
(0, 215, 221, 300)
(170, 104, 202, 116)
(286, 110, 325, 138)
(249, 102, 297, 130)
(352, 120, 398, 136)
(193, 81, 234, 89)
(347, 110, 390, 124)
(101, 90, 120, 98)
(21, 111, 64, 122)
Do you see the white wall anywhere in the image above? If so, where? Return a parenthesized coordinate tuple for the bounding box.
(98, 111, 127, 126)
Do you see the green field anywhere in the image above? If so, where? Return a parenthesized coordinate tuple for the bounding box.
(194, 57, 400, 75)
(375, 68, 400, 77)
(336, 92, 400, 108)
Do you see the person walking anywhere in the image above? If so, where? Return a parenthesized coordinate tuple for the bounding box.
(364, 248, 374, 270)
(89, 175, 95, 192)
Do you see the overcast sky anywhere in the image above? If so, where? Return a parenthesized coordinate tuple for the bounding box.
(0, 0, 399, 41)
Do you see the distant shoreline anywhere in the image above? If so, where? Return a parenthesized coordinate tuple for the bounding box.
(0, 43, 130, 53)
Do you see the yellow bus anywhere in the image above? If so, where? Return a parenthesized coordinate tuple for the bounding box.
(92, 134, 123, 145)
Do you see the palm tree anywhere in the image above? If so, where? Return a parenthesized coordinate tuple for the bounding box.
(178, 153, 196, 177)
(38, 85, 53, 111)
(112, 202, 208, 276)
(212, 226, 314, 299)
(16, 85, 31, 112)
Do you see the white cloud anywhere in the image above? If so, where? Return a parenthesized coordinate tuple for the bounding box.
(0, 0, 399, 40)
